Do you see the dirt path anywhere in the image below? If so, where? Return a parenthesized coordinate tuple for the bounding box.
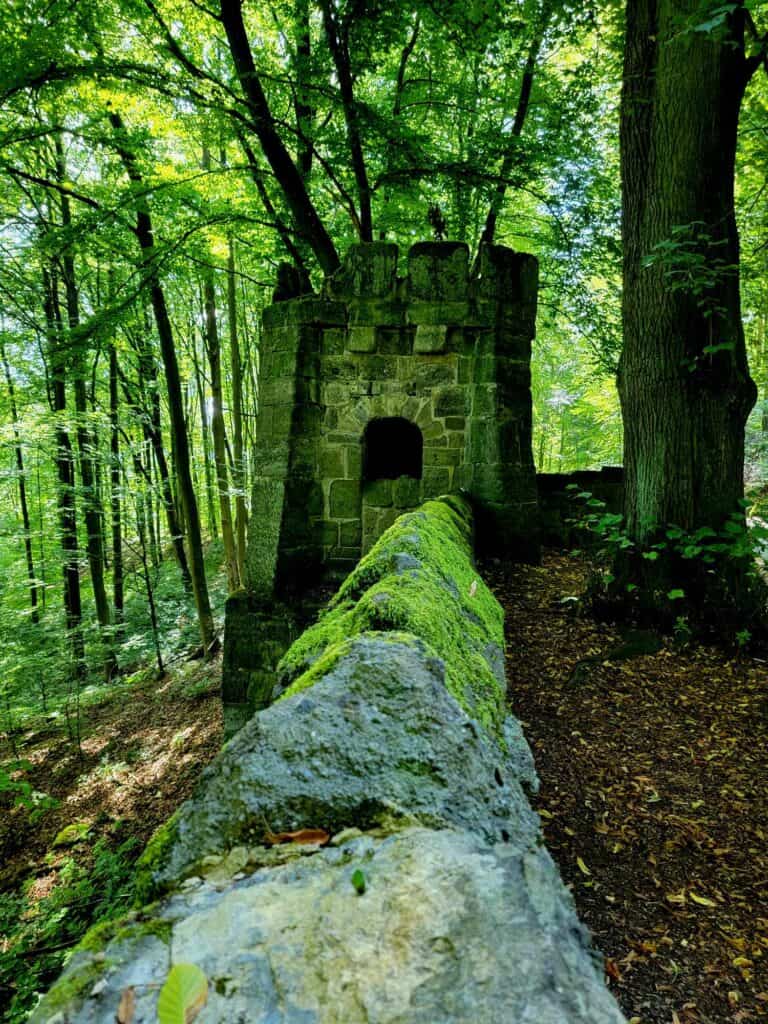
(489, 553, 768, 1024)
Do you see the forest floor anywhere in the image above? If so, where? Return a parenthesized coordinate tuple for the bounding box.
(2, 550, 767, 1024)
(488, 553, 768, 1024)
(0, 654, 223, 1022)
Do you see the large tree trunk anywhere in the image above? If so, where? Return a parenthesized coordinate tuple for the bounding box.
(219, 0, 340, 274)
(618, 1, 757, 581)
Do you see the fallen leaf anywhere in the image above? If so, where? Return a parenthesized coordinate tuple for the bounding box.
(689, 891, 716, 907)
(264, 828, 330, 847)
(576, 856, 591, 876)
(117, 987, 135, 1024)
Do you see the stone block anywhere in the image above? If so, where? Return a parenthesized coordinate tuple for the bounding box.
(327, 242, 399, 298)
(393, 476, 421, 508)
(408, 242, 470, 300)
(445, 416, 466, 431)
(414, 324, 448, 354)
(404, 356, 457, 390)
(408, 301, 470, 327)
(377, 328, 411, 355)
(423, 447, 461, 468)
(329, 478, 361, 518)
(434, 387, 469, 417)
(348, 325, 377, 353)
(345, 446, 362, 476)
(422, 466, 451, 493)
(363, 479, 393, 508)
(340, 520, 362, 546)
(475, 246, 539, 325)
(319, 447, 345, 477)
(321, 328, 346, 355)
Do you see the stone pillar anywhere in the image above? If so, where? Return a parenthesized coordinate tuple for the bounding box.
(468, 245, 539, 558)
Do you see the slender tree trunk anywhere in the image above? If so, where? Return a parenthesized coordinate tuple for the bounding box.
(319, 0, 373, 240)
(43, 267, 86, 679)
(203, 261, 239, 591)
(219, 0, 340, 274)
(109, 337, 124, 630)
(474, 4, 550, 263)
(191, 318, 218, 539)
(110, 113, 216, 653)
(293, 0, 314, 183)
(0, 340, 39, 623)
(130, 307, 192, 586)
(618, 0, 758, 608)
(55, 139, 116, 677)
(227, 236, 247, 581)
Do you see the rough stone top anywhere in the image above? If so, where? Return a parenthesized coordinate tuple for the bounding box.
(319, 240, 538, 304)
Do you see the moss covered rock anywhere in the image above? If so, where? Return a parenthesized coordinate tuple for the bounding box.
(276, 494, 506, 732)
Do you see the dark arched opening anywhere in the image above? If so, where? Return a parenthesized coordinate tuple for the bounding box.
(363, 417, 423, 481)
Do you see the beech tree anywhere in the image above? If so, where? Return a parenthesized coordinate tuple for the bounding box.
(619, 0, 766, 607)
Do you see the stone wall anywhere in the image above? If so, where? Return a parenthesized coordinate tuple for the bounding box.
(32, 497, 626, 1024)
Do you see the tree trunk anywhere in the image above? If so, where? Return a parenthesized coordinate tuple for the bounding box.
(0, 340, 39, 623)
(319, 0, 373, 241)
(192, 315, 219, 540)
(618, 0, 758, 607)
(109, 336, 124, 630)
(110, 113, 216, 653)
(43, 267, 86, 678)
(55, 138, 116, 677)
(219, 0, 340, 274)
(199, 178, 239, 591)
(227, 236, 247, 581)
(133, 314, 191, 585)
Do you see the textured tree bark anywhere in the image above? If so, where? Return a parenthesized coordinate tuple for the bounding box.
(109, 336, 124, 630)
(319, 0, 373, 241)
(619, 1, 757, 581)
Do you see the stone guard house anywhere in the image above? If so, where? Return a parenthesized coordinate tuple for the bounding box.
(223, 240, 539, 733)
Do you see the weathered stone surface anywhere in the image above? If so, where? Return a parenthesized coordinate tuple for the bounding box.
(348, 325, 377, 353)
(35, 829, 625, 1024)
(413, 323, 448, 354)
(327, 242, 399, 299)
(35, 497, 624, 1024)
(408, 242, 469, 300)
(137, 635, 539, 898)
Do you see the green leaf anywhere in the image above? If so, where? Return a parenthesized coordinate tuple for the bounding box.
(157, 964, 208, 1024)
(667, 589, 685, 601)
(642, 550, 659, 561)
(351, 868, 366, 895)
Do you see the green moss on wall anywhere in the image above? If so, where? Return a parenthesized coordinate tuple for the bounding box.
(278, 495, 506, 732)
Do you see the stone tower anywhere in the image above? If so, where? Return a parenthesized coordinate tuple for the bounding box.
(223, 240, 539, 733)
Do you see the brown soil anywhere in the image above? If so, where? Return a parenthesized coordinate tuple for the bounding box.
(489, 552, 768, 1024)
